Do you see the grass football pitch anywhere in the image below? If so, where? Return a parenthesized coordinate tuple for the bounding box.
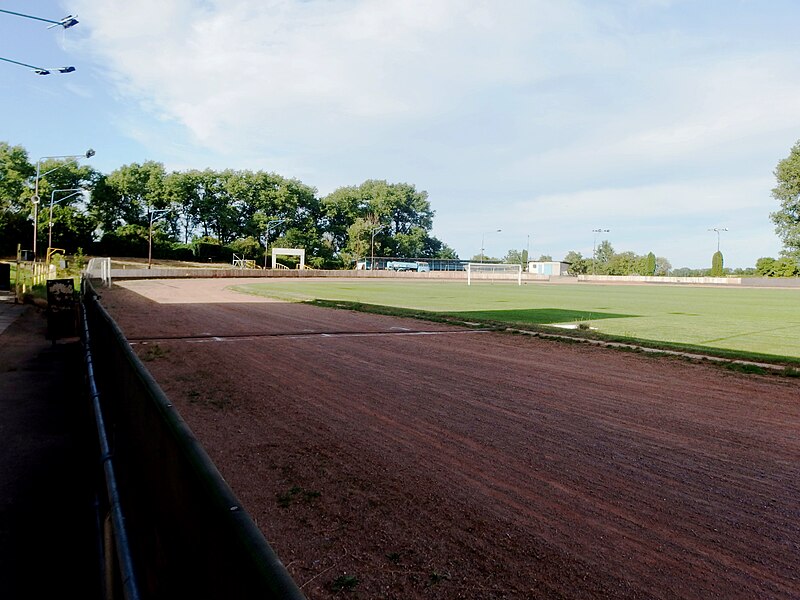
(232, 280, 800, 362)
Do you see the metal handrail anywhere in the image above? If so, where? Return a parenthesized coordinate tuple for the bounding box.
(81, 296, 142, 600)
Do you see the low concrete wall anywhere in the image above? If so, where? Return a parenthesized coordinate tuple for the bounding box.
(101, 268, 800, 288)
(578, 275, 742, 285)
(110, 268, 551, 281)
(738, 277, 800, 288)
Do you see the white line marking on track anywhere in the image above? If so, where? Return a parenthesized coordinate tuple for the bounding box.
(129, 329, 490, 345)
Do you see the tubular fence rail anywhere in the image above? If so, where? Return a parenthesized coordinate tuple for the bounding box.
(13, 261, 56, 298)
(82, 277, 306, 600)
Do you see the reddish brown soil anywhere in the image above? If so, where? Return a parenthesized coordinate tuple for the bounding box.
(101, 279, 800, 600)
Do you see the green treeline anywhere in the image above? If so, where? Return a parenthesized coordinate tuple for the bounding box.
(0, 142, 457, 267)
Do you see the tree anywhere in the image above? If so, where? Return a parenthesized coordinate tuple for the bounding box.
(655, 256, 671, 276)
(0, 142, 34, 255)
(0, 142, 34, 210)
(770, 140, 800, 260)
(645, 252, 656, 276)
(321, 180, 437, 260)
(504, 249, 525, 265)
(756, 256, 799, 277)
(91, 161, 167, 231)
(47, 204, 96, 252)
(592, 240, 614, 274)
(470, 254, 500, 262)
(711, 251, 724, 276)
(537, 254, 552, 261)
(773, 257, 799, 276)
(606, 251, 643, 275)
(756, 257, 776, 276)
(341, 216, 380, 267)
(563, 251, 589, 275)
(164, 170, 202, 244)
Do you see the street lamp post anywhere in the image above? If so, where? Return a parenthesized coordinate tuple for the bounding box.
(708, 227, 728, 252)
(148, 209, 170, 269)
(32, 148, 95, 259)
(0, 8, 79, 29)
(48, 188, 83, 252)
(369, 225, 386, 270)
(264, 218, 285, 268)
(525, 234, 531, 270)
(592, 228, 610, 275)
(481, 229, 502, 263)
(0, 56, 76, 75)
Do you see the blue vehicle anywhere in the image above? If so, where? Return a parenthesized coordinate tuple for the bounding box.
(386, 260, 430, 272)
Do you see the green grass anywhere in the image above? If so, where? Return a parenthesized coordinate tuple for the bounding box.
(2, 259, 83, 302)
(230, 279, 800, 362)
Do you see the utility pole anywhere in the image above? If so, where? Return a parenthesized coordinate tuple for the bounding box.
(708, 227, 728, 252)
(592, 228, 609, 275)
(148, 209, 170, 269)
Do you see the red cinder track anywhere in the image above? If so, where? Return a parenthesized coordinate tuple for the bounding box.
(102, 279, 800, 600)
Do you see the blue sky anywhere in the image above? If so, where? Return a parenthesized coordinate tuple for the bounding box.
(2, 1, 800, 268)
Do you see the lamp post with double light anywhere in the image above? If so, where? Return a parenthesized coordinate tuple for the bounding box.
(592, 228, 610, 275)
(370, 225, 385, 270)
(525, 234, 531, 271)
(48, 188, 83, 253)
(708, 227, 728, 253)
(32, 148, 95, 259)
(148, 209, 170, 269)
(481, 229, 502, 263)
(264, 218, 286, 268)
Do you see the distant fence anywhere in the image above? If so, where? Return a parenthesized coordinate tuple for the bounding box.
(232, 254, 259, 270)
(86, 261, 800, 287)
(107, 267, 465, 279)
(86, 257, 112, 287)
(578, 275, 742, 285)
(81, 278, 306, 599)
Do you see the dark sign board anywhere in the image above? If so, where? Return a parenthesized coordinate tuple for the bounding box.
(0, 263, 9, 292)
(46, 278, 78, 340)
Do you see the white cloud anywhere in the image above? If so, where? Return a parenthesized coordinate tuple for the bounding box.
(61, 0, 798, 268)
(69, 0, 612, 149)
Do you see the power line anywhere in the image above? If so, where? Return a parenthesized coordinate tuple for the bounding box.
(0, 9, 78, 29)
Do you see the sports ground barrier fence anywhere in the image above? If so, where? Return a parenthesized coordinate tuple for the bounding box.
(81, 276, 306, 599)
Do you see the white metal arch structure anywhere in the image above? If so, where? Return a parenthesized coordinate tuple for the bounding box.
(271, 247, 305, 269)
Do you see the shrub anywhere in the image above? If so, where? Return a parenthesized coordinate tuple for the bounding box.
(711, 251, 724, 276)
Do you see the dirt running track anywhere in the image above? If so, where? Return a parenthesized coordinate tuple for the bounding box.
(100, 279, 800, 599)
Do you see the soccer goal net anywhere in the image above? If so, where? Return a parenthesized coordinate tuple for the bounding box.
(466, 263, 522, 285)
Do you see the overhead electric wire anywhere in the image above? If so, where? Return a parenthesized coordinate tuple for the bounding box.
(0, 55, 75, 75)
(0, 8, 78, 29)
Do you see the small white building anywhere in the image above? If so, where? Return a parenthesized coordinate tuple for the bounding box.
(527, 261, 571, 276)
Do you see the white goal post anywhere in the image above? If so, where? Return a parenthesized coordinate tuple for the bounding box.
(466, 263, 522, 285)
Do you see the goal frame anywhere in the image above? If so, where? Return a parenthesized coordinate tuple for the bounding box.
(466, 263, 522, 285)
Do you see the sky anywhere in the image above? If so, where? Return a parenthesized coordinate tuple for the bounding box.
(2, 0, 800, 268)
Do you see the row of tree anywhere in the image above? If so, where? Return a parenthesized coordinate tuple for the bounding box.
(561, 243, 670, 276)
(0, 142, 456, 268)
(3, 137, 799, 273)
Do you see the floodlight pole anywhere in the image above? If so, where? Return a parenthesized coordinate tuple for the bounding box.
(48, 188, 83, 251)
(370, 225, 385, 270)
(525, 234, 531, 270)
(481, 229, 502, 263)
(264, 219, 285, 268)
(592, 228, 609, 275)
(32, 149, 95, 260)
(708, 227, 728, 252)
(148, 209, 170, 269)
